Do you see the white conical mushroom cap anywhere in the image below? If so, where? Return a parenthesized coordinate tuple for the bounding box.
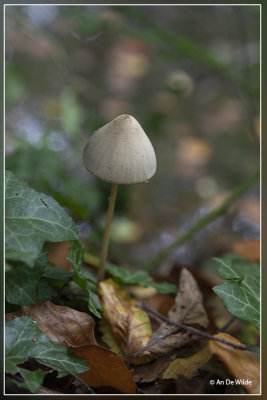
(83, 114, 157, 184)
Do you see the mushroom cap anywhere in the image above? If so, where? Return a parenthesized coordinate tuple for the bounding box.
(82, 114, 157, 184)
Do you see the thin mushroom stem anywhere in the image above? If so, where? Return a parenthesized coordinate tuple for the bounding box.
(98, 183, 118, 283)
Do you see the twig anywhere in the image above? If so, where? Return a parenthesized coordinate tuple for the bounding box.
(139, 303, 252, 352)
(145, 169, 260, 272)
(217, 316, 236, 333)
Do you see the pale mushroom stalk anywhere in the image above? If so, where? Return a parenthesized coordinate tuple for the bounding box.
(98, 183, 118, 283)
(83, 114, 157, 284)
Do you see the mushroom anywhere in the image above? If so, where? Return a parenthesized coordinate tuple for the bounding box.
(82, 114, 157, 283)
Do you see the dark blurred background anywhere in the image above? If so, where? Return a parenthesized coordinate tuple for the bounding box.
(5, 5, 260, 272)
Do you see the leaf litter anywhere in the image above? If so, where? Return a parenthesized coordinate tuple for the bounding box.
(6, 301, 136, 394)
(6, 263, 259, 394)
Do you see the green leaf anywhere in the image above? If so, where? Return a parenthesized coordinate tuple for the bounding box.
(5, 264, 44, 305)
(5, 316, 89, 393)
(212, 257, 242, 280)
(42, 265, 73, 282)
(106, 263, 178, 294)
(5, 170, 78, 266)
(15, 368, 47, 393)
(213, 257, 260, 329)
(67, 241, 101, 318)
(215, 253, 260, 278)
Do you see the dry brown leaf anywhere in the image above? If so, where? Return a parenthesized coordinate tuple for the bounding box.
(19, 301, 97, 347)
(133, 349, 181, 383)
(140, 268, 209, 358)
(97, 278, 152, 363)
(232, 240, 260, 262)
(209, 332, 260, 394)
(162, 345, 211, 379)
(7, 301, 136, 393)
(73, 344, 136, 393)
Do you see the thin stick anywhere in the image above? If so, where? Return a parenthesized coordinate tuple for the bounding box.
(217, 316, 236, 333)
(98, 183, 118, 283)
(139, 303, 252, 352)
(145, 169, 260, 272)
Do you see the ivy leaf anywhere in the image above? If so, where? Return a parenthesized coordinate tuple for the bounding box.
(13, 368, 47, 393)
(106, 263, 178, 294)
(5, 170, 78, 266)
(67, 241, 101, 318)
(214, 253, 260, 278)
(5, 316, 89, 393)
(42, 265, 73, 282)
(5, 264, 44, 305)
(213, 258, 260, 329)
(212, 257, 242, 280)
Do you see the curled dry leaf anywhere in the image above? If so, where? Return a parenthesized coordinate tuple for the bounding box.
(232, 240, 260, 262)
(209, 332, 260, 394)
(97, 278, 152, 363)
(139, 268, 209, 358)
(7, 301, 136, 394)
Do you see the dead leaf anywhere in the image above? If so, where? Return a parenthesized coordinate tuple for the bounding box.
(233, 240, 260, 262)
(98, 318, 124, 357)
(133, 350, 181, 383)
(209, 332, 260, 394)
(19, 301, 97, 347)
(97, 279, 152, 363)
(7, 301, 136, 393)
(47, 241, 72, 270)
(133, 343, 205, 383)
(162, 345, 211, 379)
(139, 268, 209, 358)
(73, 345, 136, 393)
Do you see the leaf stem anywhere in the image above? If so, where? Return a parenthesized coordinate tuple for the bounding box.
(98, 183, 118, 284)
(139, 303, 253, 352)
(145, 169, 260, 272)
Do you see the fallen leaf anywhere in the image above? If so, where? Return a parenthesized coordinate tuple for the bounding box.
(73, 345, 136, 393)
(98, 318, 124, 357)
(133, 343, 205, 384)
(233, 240, 260, 262)
(133, 350, 181, 383)
(162, 345, 211, 379)
(139, 268, 209, 358)
(18, 301, 97, 347)
(98, 278, 152, 363)
(7, 301, 136, 393)
(209, 332, 260, 394)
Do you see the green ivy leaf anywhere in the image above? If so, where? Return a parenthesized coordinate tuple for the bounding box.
(106, 263, 178, 294)
(67, 241, 101, 318)
(5, 316, 89, 393)
(5, 170, 78, 266)
(14, 368, 47, 393)
(215, 253, 260, 278)
(212, 257, 243, 280)
(213, 257, 260, 329)
(5, 265, 44, 305)
(42, 265, 73, 282)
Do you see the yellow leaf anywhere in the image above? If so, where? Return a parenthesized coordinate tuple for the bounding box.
(98, 278, 152, 363)
(209, 332, 260, 394)
(98, 318, 124, 357)
(163, 345, 212, 379)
